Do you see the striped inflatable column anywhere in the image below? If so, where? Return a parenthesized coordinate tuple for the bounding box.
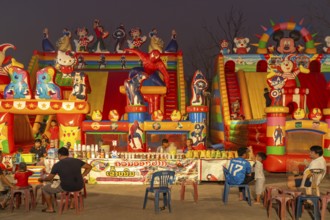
(322, 108, 330, 157)
(187, 106, 209, 149)
(265, 106, 289, 155)
(126, 106, 147, 152)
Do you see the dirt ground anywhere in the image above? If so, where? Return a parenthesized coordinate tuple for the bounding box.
(0, 173, 329, 220)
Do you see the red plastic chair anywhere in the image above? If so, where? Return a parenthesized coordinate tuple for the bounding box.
(58, 191, 84, 215)
(9, 187, 35, 212)
(321, 193, 330, 220)
(180, 179, 198, 203)
(263, 186, 282, 208)
(267, 193, 294, 220)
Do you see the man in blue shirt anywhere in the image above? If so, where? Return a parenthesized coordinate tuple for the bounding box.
(227, 147, 253, 200)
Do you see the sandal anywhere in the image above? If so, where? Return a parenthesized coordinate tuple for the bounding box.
(42, 208, 56, 213)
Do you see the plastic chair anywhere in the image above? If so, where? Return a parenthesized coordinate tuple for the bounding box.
(295, 195, 321, 220)
(58, 191, 84, 215)
(180, 179, 198, 202)
(143, 170, 175, 213)
(222, 166, 251, 206)
(34, 183, 46, 206)
(300, 169, 325, 196)
(263, 186, 282, 208)
(267, 193, 294, 220)
(282, 189, 303, 220)
(9, 186, 35, 212)
(320, 194, 330, 220)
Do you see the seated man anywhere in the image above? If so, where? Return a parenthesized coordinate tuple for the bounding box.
(182, 138, 194, 153)
(38, 147, 92, 213)
(227, 147, 254, 200)
(287, 145, 327, 190)
(0, 164, 15, 209)
(156, 139, 170, 153)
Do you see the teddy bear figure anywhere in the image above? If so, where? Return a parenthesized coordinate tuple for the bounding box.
(233, 37, 250, 54)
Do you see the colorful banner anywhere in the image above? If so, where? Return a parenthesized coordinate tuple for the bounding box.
(198, 159, 229, 181)
(87, 158, 197, 185)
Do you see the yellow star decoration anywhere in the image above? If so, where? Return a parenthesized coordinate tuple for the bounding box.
(53, 104, 59, 109)
(66, 104, 71, 109)
(29, 103, 35, 108)
(4, 103, 11, 108)
(17, 103, 22, 108)
(41, 103, 47, 108)
(78, 104, 84, 109)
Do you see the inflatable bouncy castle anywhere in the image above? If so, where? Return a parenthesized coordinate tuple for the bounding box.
(210, 19, 330, 172)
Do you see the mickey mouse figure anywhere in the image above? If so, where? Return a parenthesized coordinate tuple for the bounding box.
(270, 30, 304, 54)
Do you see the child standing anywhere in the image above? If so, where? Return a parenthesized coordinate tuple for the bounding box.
(254, 152, 267, 204)
(49, 120, 59, 148)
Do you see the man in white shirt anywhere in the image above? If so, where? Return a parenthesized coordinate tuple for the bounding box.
(156, 139, 170, 153)
(287, 145, 327, 189)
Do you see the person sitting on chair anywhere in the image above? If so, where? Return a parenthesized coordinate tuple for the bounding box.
(38, 147, 92, 213)
(227, 147, 254, 201)
(287, 145, 327, 190)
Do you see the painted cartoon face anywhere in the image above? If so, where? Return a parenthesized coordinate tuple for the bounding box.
(277, 38, 296, 54)
(56, 51, 77, 66)
(234, 37, 249, 48)
(92, 110, 102, 122)
(76, 28, 88, 38)
(109, 110, 119, 121)
(12, 72, 24, 83)
(60, 125, 80, 146)
(220, 40, 229, 48)
(130, 28, 141, 38)
(280, 59, 294, 72)
(170, 110, 181, 122)
(268, 76, 287, 90)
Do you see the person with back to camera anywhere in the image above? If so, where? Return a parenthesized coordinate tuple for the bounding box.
(227, 147, 254, 200)
(38, 147, 92, 213)
(13, 162, 34, 207)
(287, 145, 327, 190)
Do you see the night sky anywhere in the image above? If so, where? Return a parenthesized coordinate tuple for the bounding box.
(1, 0, 329, 76)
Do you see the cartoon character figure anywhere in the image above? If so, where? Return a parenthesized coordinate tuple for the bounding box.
(74, 27, 94, 52)
(112, 24, 126, 53)
(0, 43, 20, 77)
(273, 125, 283, 146)
(4, 67, 31, 99)
(127, 27, 147, 49)
(219, 40, 230, 55)
(190, 70, 208, 106)
(230, 99, 244, 120)
(35, 66, 61, 100)
(42, 28, 55, 52)
(309, 108, 323, 121)
(99, 55, 106, 69)
(69, 72, 86, 100)
(56, 28, 72, 52)
(124, 69, 148, 105)
(271, 30, 304, 54)
(59, 125, 80, 148)
(233, 37, 250, 54)
(323, 36, 330, 54)
(124, 49, 170, 88)
(148, 28, 164, 53)
(152, 110, 164, 121)
(165, 29, 178, 53)
(170, 110, 182, 122)
(120, 55, 126, 69)
(0, 122, 8, 152)
(91, 19, 109, 52)
(190, 123, 205, 146)
(128, 120, 143, 150)
(109, 109, 120, 121)
(267, 54, 310, 88)
(55, 50, 77, 76)
(92, 110, 102, 121)
(267, 76, 287, 106)
(77, 55, 86, 69)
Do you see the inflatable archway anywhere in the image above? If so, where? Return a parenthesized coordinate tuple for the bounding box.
(256, 21, 317, 54)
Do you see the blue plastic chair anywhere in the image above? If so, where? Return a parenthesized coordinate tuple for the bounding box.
(143, 170, 175, 213)
(295, 195, 321, 220)
(222, 166, 251, 206)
